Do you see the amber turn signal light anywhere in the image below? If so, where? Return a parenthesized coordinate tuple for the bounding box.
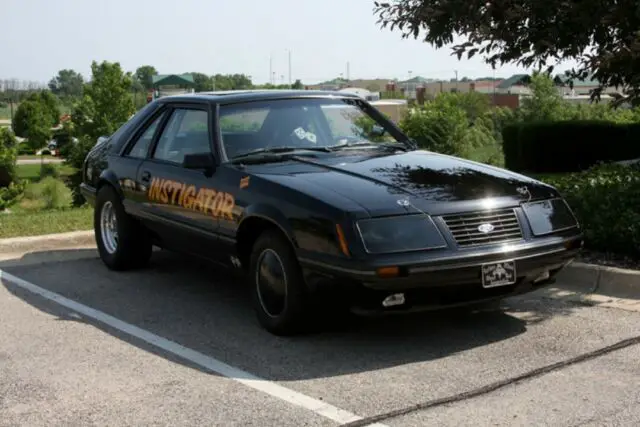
(376, 266, 399, 278)
(335, 224, 350, 257)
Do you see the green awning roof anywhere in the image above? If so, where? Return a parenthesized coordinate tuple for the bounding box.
(152, 74, 195, 87)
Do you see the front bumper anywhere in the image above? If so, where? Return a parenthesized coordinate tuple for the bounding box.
(298, 233, 583, 313)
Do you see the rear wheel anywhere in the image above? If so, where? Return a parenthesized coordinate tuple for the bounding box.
(248, 229, 311, 335)
(94, 185, 152, 271)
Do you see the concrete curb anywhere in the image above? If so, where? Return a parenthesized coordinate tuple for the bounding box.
(556, 261, 640, 300)
(0, 230, 95, 253)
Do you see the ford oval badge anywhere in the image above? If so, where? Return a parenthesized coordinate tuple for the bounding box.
(478, 223, 495, 234)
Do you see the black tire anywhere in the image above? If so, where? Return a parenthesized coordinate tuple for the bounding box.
(94, 185, 152, 271)
(248, 229, 311, 336)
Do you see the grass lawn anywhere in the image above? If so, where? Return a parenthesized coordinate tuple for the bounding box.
(0, 162, 92, 239)
(15, 162, 76, 182)
(0, 206, 93, 239)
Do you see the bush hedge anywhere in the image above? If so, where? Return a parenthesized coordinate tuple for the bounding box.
(0, 128, 17, 188)
(503, 120, 640, 173)
(541, 163, 640, 258)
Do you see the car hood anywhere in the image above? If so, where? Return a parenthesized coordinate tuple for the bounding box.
(250, 150, 558, 217)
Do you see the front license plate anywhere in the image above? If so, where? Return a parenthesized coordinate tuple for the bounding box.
(481, 260, 517, 288)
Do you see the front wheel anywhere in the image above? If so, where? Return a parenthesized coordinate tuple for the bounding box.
(94, 185, 152, 271)
(248, 229, 311, 335)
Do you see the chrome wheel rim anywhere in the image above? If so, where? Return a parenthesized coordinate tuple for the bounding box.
(255, 248, 287, 318)
(100, 201, 118, 254)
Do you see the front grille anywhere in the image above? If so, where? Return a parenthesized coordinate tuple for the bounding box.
(441, 208, 523, 247)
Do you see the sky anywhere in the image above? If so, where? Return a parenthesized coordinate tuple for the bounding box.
(3, 0, 577, 85)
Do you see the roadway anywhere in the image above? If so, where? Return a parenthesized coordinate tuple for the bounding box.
(0, 247, 638, 426)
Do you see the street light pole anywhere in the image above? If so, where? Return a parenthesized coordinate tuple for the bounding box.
(269, 54, 273, 85)
(287, 49, 292, 88)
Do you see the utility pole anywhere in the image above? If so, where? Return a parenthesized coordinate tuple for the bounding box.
(269, 55, 273, 85)
(288, 49, 292, 88)
(346, 62, 350, 82)
(454, 70, 459, 91)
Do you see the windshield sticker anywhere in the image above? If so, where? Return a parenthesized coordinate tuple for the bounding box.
(293, 127, 317, 143)
(148, 178, 235, 220)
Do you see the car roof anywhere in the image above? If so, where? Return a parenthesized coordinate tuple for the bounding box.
(155, 89, 362, 105)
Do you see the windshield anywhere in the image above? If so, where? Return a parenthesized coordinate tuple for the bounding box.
(217, 97, 406, 161)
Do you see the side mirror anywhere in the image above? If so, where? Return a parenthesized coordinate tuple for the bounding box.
(371, 125, 386, 137)
(183, 152, 216, 174)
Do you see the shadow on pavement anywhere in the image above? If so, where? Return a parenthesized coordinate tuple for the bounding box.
(0, 248, 578, 381)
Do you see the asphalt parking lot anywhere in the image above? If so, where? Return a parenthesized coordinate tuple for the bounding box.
(1, 247, 639, 426)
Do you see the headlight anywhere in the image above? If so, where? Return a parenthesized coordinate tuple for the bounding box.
(521, 198, 579, 236)
(356, 215, 447, 254)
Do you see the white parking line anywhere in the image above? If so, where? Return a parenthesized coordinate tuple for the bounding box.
(0, 269, 388, 427)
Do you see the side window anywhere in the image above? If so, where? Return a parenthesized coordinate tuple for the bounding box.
(152, 108, 210, 165)
(126, 112, 165, 158)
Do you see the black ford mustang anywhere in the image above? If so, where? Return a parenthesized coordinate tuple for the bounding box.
(80, 90, 583, 335)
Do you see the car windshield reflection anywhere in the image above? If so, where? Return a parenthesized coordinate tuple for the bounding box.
(218, 97, 408, 161)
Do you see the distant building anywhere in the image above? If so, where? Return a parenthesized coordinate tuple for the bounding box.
(495, 74, 621, 98)
(396, 76, 436, 99)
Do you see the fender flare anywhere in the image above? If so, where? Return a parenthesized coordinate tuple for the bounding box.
(97, 169, 124, 199)
(238, 203, 298, 248)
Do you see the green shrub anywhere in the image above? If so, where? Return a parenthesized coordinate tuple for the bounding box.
(21, 177, 73, 211)
(17, 144, 33, 155)
(399, 98, 503, 166)
(502, 120, 640, 173)
(541, 163, 640, 258)
(0, 130, 18, 188)
(0, 181, 25, 211)
(39, 163, 60, 179)
(0, 127, 17, 149)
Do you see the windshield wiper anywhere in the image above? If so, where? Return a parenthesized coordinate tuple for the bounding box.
(229, 146, 331, 163)
(328, 140, 410, 152)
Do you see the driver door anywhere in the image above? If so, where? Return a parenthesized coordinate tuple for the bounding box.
(137, 104, 223, 256)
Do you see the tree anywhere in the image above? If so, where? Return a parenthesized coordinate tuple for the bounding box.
(48, 69, 84, 98)
(373, 0, 640, 105)
(519, 72, 567, 121)
(191, 72, 213, 92)
(26, 90, 61, 127)
(74, 60, 136, 142)
(291, 79, 304, 89)
(11, 100, 52, 149)
(0, 127, 17, 150)
(212, 74, 253, 90)
(0, 127, 21, 210)
(66, 61, 136, 205)
(0, 128, 17, 188)
(135, 65, 158, 91)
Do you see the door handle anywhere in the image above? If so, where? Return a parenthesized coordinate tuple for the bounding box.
(141, 170, 151, 183)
